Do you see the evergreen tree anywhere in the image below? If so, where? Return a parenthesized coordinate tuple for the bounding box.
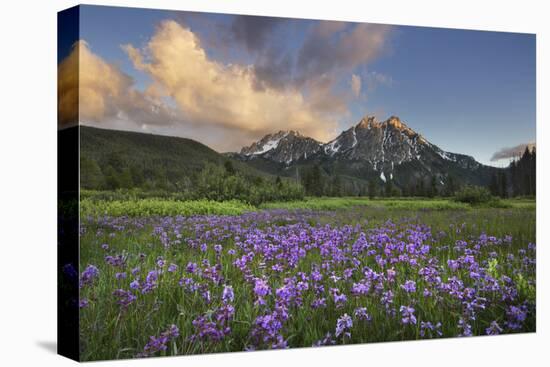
(224, 160, 236, 176)
(301, 165, 324, 196)
(498, 171, 508, 198)
(508, 147, 536, 197)
(275, 176, 283, 189)
(152, 166, 168, 190)
(428, 176, 437, 198)
(417, 178, 425, 197)
(401, 184, 409, 197)
(489, 173, 499, 196)
(118, 168, 134, 189)
(368, 178, 376, 199)
(301, 169, 312, 195)
(311, 165, 323, 196)
(106, 151, 124, 171)
(103, 165, 120, 190)
(531, 148, 536, 195)
(80, 157, 104, 189)
(408, 180, 417, 197)
(444, 175, 457, 197)
(331, 175, 342, 196)
(509, 161, 519, 196)
(130, 165, 144, 187)
(384, 178, 393, 197)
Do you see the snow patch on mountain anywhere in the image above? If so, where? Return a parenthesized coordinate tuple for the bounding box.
(250, 133, 288, 155)
(351, 126, 358, 148)
(236, 115, 488, 180)
(436, 149, 458, 162)
(325, 139, 341, 155)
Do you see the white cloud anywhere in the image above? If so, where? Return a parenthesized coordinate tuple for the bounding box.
(122, 20, 339, 147)
(58, 40, 178, 129)
(58, 19, 393, 151)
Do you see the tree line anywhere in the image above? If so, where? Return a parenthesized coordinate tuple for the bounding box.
(80, 157, 304, 205)
(300, 148, 535, 199)
(300, 164, 459, 198)
(81, 147, 535, 202)
(490, 146, 536, 198)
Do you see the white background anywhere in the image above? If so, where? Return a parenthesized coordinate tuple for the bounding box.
(0, 0, 547, 365)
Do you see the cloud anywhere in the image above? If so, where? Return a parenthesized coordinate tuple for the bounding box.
(176, 16, 393, 137)
(490, 142, 536, 161)
(252, 47, 294, 91)
(58, 41, 80, 128)
(230, 19, 393, 128)
(58, 17, 393, 151)
(172, 13, 293, 92)
(58, 40, 178, 129)
(351, 74, 362, 97)
(306, 74, 349, 116)
(122, 20, 338, 147)
(230, 16, 295, 92)
(230, 15, 286, 52)
(296, 22, 392, 85)
(226, 17, 392, 95)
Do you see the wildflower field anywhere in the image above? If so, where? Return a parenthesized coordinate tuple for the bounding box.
(75, 201, 536, 361)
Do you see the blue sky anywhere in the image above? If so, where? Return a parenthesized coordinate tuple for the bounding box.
(61, 5, 535, 165)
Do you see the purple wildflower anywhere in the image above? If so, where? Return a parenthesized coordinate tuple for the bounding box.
(486, 321, 503, 335)
(331, 288, 347, 308)
(401, 280, 416, 293)
(130, 279, 141, 290)
(113, 289, 137, 308)
(313, 332, 336, 347)
(335, 313, 353, 339)
(354, 307, 372, 322)
(458, 318, 473, 337)
(222, 285, 235, 304)
(138, 324, 179, 357)
(80, 264, 99, 288)
(186, 262, 198, 274)
(420, 321, 442, 337)
(253, 278, 271, 305)
(399, 305, 417, 325)
(167, 263, 178, 273)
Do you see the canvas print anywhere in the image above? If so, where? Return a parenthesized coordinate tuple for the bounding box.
(58, 4, 536, 362)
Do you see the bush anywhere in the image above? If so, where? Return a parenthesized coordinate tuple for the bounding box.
(80, 198, 254, 217)
(453, 185, 493, 204)
(196, 163, 304, 205)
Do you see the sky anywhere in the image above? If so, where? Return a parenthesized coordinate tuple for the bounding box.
(58, 5, 536, 166)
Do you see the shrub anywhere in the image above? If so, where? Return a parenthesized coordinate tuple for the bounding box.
(453, 185, 493, 204)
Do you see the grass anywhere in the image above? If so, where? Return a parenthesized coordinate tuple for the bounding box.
(80, 194, 535, 217)
(80, 198, 255, 217)
(76, 197, 536, 360)
(261, 196, 534, 211)
(261, 197, 470, 211)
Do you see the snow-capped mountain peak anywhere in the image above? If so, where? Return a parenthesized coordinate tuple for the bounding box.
(240, 130, 322, 164)
(241, 131, 289, 156)
(236, 115, 487, 183)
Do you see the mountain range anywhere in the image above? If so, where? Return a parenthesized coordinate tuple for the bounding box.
(78, 114, 501, 194)
(231, 115, 499, 191)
